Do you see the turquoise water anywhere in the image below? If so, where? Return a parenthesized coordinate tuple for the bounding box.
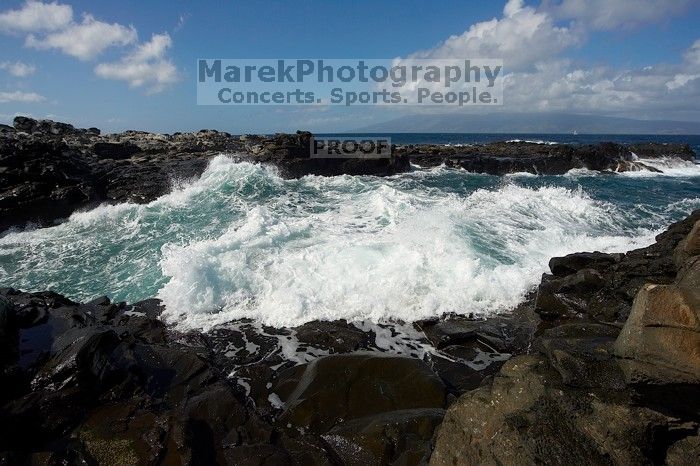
(1, 152, 699, 329)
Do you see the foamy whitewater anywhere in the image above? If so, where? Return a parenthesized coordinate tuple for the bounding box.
(1, 154, 699, 329)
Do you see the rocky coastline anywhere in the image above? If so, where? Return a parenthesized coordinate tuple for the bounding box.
(1, 117, 696, 232)
(1, 117, 699, 465)
(1, 211, 698, 465)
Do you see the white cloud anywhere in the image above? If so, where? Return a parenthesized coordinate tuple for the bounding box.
(0, 61, 36, 77)
(542, 0, 693, 30)
(95, 33, 180, 93)
(501, 37, 700, 117)
(25, 13, 137, 60)
(666, 73, 700, 90)
(0, 0, 72, 33)
(129, 32, 171, 62)
(175, 13, 190, 31)
(0, 90, 45, 103)
(410, 0, 582, 71)
(685, 39, 700, 67)
(398, 0, 700, 120)
(0, 2, 181, 94)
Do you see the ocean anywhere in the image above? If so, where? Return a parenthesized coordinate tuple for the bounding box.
(1, 134, 699, 330)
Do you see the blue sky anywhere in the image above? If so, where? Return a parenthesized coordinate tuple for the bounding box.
(1, 0, 700, 133)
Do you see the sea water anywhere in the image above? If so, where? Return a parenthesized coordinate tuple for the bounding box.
(1, 135, 699, 330)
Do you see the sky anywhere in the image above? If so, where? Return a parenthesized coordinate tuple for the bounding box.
(1, 0, 700, 133)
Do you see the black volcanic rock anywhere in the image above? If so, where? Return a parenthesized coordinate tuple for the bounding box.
(1, 117, 697, 232)
(92, 141, 141, 159)
(294, 319, 375, 353)
(0, 118, 412, 231)
(272, 352, 446, 433)
(401, 140, 696, 175)
(0, 288, 278, 464)
(432, 213, 700, 465)
(549, 251, 622, 277)
(0, 211, 699, 464)
(533, 210, 700, 323)
(13, 116, 80, 136)
(629, 142, 697, 161)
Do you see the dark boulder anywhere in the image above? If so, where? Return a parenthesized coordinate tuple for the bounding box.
(628, 142, 697, 161)
(294, 319, 375, 353)
(538, 322, 625, 389)
(273, 352, 446, 433)
(92, 141, 141, 159)
(549, 252, 621, 277)
(323, 408, 445, 465)
(13, 116, 79, 136)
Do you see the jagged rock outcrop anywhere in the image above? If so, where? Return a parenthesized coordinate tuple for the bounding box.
(430, 212, 700, 466)
(0, 118, 410, 231)
(2, 116, 695, 232)
(430, 353, 698, 466)
(533, 211, 700, 323)
(614, 220, 700, 385)
(399, 140, 695, 175)
(2, 116, 699, 464)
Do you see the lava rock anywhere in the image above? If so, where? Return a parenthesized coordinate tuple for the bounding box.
(614, 282, 700, 385)
(430, 355, 696, 466)
(273, 352, 447, 433)
(92, 141, 141, 159)
(549, 252, 621, 277)
(294, 320, 374, 353)
(538, 322, 625, 389)
(323, 408, 445, 465)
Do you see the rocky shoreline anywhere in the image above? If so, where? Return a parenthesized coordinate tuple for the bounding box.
(1, 117, 699, 465)
(1, 211, 698, 464)
(1, 116, 696, 232)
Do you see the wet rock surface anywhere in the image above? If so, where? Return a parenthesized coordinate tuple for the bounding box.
(0, 118, 409, 231)
(1, 212, 698, 464)
(1, 117, 699, 464)
(431, 211, 700, 466)
(2, 117, 695, 232)
(0, 290, 517, 465)
(400, 140, 696, 175)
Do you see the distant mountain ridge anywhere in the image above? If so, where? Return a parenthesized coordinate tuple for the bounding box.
(353, 113, 700, 134)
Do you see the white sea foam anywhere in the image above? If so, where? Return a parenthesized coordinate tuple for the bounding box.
(506, 139, 558, 145)
(156, 162, 660, 329)
(563, 158, 700, 178)
(620, 157, 700, 178)
(1, 154, 696, 332)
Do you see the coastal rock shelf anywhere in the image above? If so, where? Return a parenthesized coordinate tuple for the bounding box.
(1, 208, 698, 464)
(431, 211, 700, 466)
(401, 140, 697, 175)
(1, 117, 696, 232)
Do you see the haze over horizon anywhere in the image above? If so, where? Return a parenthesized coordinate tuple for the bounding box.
(1, 0, 700, 133)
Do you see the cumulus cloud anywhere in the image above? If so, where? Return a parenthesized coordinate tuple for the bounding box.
(410, 0, 582, 71)
(0, 90, 45, 103)
(26, 13, 137, 60)
(0, 0, 72, 33)
(95, 33, 180, 93)
(0, 61, 36, 77)
(685, 39, 700, 66)
(400, 0, 700, 119)
(502, 40, 700, 116)
(0, 2, 180, 94)
(541, 0, 694, 30)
